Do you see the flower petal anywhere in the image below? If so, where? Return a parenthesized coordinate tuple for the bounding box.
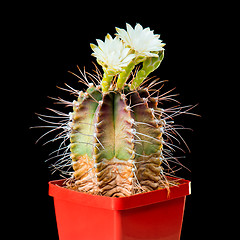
(116, 23, 165, 58)
(90, 34, 135, 75)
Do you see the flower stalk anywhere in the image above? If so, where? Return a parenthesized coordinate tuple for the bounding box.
(130, 51, 164, 90)
(101, 72, 114, 93)
(116, 61, 135, 90)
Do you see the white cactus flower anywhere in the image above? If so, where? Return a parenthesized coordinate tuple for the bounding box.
(90, 34, 135, 75)
(116, 23, 165, 58)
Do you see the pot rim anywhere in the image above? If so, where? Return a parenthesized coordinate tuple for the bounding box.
(49, 177, 191, 210)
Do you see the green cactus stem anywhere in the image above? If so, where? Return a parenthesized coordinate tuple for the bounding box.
(35, 69, 196, 196)
(67, 83, 171, 196)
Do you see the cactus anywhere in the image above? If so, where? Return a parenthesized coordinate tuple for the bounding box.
(34, 23, 197, 197)
(69, 85, 165, 196)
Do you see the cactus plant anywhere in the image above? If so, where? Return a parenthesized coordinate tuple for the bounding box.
(34, 23, 197, 197)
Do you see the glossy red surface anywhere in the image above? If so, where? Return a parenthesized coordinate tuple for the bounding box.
(49, 178, 191, 240)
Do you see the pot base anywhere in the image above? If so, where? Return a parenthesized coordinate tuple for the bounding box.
(49, 178, 191, 240)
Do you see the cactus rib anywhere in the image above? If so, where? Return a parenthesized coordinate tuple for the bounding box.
(94, 92, 135, 197)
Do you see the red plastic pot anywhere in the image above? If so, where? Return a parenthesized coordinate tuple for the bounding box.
(49, 178, 191, 240)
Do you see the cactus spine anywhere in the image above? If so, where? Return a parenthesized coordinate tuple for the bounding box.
(35, 23, 196, 197)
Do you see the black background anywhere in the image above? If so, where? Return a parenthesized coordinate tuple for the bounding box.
(9, 3, 225, 240)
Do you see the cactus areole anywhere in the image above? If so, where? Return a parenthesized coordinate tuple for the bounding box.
(36, 23, 196, 198)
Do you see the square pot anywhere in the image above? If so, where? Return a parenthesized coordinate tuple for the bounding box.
(49, 178, 191, 240)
